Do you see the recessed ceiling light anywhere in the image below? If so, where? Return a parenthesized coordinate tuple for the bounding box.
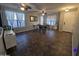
(65, 9, 69, 12)
(20, 7, 25, 11)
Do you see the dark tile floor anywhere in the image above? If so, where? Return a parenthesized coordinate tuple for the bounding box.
(7, 30, 72, 56)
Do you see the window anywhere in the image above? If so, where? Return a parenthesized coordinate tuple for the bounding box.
(5, 11, 25, 28)
(40, 16, 44, 25)
(47, 15, 57, 26)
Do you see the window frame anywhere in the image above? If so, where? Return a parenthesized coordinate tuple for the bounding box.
(5, 10, 26, 29)
(47, 15, 57, 26)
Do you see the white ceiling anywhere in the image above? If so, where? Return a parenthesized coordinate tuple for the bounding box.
(31, 3, 79, 10)
(0, 3, 79, 13)
(30, 3, 79, 14)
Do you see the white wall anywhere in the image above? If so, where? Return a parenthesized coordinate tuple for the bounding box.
(59, 9, 79, 56)
(72, 8, 79, 56)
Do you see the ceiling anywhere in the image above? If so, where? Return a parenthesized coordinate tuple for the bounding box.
(31, 3, 79, 10)
(0, 3, 79, 13)
(30, 3, 79, 14)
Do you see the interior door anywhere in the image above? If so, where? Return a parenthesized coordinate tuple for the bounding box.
(62, 11, 76, 33)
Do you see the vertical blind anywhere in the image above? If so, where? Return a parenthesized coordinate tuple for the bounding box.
(5, 11, 25, 28)
(47, 15, 57, 26)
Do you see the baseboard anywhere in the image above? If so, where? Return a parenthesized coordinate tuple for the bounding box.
(15, 29, 34, 34)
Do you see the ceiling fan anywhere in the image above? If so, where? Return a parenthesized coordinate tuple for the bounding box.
(20, 3, 48, 15)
